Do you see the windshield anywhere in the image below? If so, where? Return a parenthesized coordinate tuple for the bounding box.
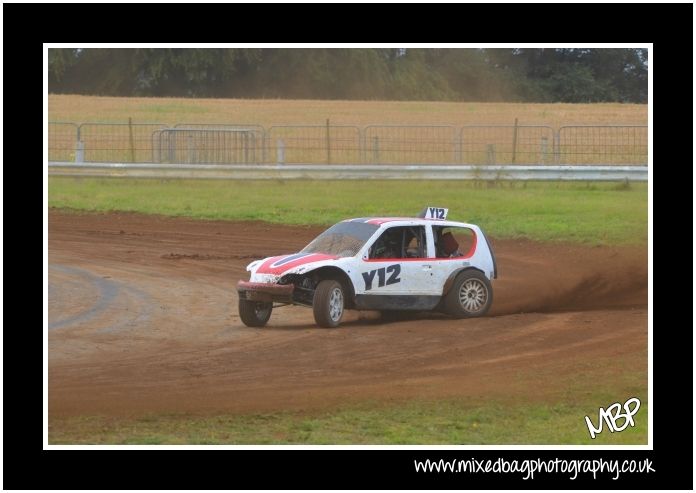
(301, 221, 379, 257)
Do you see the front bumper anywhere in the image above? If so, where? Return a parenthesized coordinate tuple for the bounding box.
(237, 280, 294, 303)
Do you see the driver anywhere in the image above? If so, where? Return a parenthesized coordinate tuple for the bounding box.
(438, 231, 463, 257)
(372, 230, 400, 259)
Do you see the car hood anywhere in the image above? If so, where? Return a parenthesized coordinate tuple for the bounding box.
(251, 252, 339, 276)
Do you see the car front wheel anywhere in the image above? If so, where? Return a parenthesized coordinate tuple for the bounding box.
(239, 299, 273, 327)
(313, 280, 344, 328)
(444, 270, 493, 318)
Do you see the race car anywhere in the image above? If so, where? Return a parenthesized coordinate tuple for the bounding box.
(237, 207, 497, 328)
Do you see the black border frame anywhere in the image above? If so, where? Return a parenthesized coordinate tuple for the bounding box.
(16, 2, 694, 489)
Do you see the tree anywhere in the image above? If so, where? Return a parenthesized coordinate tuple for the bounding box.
(47, 48, 648, 103)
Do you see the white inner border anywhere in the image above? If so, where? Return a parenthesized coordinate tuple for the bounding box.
(43, 42, 652, 451)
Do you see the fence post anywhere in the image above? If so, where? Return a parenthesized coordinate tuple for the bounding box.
(75, 125, 84, 163)
(128, 118, 136, 163)
(456, 130, 462, 164)
(554, 129, 561, 164)
(75, 142, 84, 163)
(277, 139, 285, 165)
(168, 130, 175, 163)
(540, 136, 548, 165)
(453, 129, 459, 164)
(487, 144, 496, 165)
(247, 133, 253, 164)
(326, 118, 331, 165)
(360, 128, 365, 164)
(511, 118, 518, 164)
(263, 131, 269, 164)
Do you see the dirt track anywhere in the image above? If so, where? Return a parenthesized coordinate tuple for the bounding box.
(48, 210, 648, 417)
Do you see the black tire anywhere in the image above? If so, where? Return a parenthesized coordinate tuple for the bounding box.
(238, 299, 273, 327)
(313, 280, 344, 328)
(444, 270, 493, 318)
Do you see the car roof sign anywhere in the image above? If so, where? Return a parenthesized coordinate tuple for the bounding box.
(417, 207, 448, 220)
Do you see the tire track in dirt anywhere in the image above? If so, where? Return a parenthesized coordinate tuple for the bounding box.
(49, 264, 153, 333)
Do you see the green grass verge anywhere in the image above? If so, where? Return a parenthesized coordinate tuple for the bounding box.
(49, 394, 648, 445)
(49, 178, 647, 245)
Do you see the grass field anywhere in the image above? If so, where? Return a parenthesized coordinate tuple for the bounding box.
(48, 178, 648, 245)
(49, 94, 647, 127)
(50, 391, 648, 445)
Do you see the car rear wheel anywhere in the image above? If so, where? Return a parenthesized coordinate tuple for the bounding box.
(444, 270, 493, 318)
(239, 299, 273, 327)
(313, 280, 344, 328)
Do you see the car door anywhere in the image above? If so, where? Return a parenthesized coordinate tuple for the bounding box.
(358, 225, 436, 298)
(429, 225, 480, 292)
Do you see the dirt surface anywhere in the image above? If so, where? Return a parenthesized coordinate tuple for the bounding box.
(48, 210, 648, 417)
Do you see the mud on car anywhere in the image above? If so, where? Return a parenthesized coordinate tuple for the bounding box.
(237, 207, 497, 328)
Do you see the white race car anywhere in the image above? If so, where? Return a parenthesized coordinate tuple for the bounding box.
(237, 207, 497, 328)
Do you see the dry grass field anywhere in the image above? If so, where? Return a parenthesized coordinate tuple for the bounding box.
(49, 94, 647, 127)
(48, 95, 648, 165)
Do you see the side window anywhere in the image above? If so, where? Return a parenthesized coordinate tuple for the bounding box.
(433, 226, 476, 258)
(368, 226, 426, 259)
(403, 226, 425, 258)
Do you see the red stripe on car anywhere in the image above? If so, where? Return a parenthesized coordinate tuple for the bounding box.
(255, 253, 338, 275)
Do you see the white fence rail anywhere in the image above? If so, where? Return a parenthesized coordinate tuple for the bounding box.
(48, 162, 648, 181)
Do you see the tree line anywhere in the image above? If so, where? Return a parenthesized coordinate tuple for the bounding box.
(48, 48, 647, 103)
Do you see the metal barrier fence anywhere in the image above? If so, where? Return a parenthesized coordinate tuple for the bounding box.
(154, 125, 264, 164)
(48, 163, 649, 182)
(48, 122, 648, 166)
(48, 122, 79, 161)
(79, 122, 167, 163)
(460, 125, 555, 165)
(267, 125, 361, 164)
(363, 125, 457, 164)
(557, 125, 647, 165)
